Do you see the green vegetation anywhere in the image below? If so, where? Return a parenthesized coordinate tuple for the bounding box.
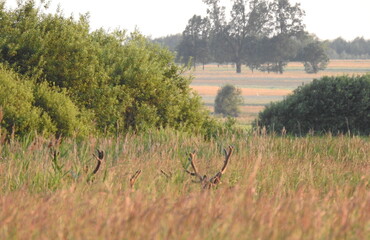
(0, 130, 368, 239)
(0, 1, 213, 138)
(328, 37, 370, 59)
(0, 66, 56, 137)
(0, 1, 368, 240)
(214, 84, 243, 117)
(255, 74, 370, 135)
(174, 0, 329, 74)
(300, 41, 330, 73)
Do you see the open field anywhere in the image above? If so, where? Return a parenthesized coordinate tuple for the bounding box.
(189, 60, 370, 118)
(0, 131, 369, 239)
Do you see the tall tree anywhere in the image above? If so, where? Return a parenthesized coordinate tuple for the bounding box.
(177, 15, 210, 69)
(203, 0, 270, 73)
(267, 0, 305, 73)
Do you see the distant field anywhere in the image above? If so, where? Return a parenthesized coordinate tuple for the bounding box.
(188, 60, 370, 119)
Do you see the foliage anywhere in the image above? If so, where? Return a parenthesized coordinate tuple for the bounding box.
(214, 84, 243, 117)
(177, 15, 210, 69)
(152, 33, 182, 52)
(203, 0, 271, 73)
(0, 1, 213, 138)
(257, 0, 305, 73)
(327, 37, 370, 59)
(254, 74, 370, 135)
(0, 65, 56, 137)
(33, 82, 93, 137)
(300, 41, 329, 73)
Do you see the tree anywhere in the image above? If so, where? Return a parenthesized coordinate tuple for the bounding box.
(203, 0, 270, 73)
(300, 41, 329, 73)
(177, 15, 210, 69)
(152, 34, 182, 53)
(0, 1, 215, 137)
(214, 84, 243, 117)
(265, 0, 305, 73)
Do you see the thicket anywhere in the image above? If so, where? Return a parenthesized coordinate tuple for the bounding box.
(254, 74, 370, 136)
(0, 1, 216, 138)
(0, 66, 90, 137)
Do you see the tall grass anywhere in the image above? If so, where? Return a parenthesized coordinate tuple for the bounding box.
(0, 129, 369, 239)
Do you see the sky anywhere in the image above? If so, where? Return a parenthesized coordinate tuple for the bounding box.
(4, 0, 370, 40)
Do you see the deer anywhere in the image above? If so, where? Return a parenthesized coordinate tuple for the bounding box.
(183, 145, 234, 189)
(91, 149, 142, 189)
(50, 149, 141, 188)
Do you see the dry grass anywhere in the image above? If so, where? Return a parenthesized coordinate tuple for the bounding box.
(191, 85, 291, 96)
(0, 131, 369, 239)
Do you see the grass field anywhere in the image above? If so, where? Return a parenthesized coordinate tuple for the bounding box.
(189, 60, 370, 119)
(0, 131, 369, 239)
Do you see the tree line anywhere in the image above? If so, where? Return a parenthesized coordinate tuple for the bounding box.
(155, 0, 329, 74)
(327, 37, 370, 59)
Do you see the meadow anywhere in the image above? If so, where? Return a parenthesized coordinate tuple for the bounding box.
(0, 60, 369, 240)
(0, 130, 369, 239)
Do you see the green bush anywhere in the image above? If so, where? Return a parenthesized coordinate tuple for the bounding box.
(214, 84, 243, 117)
(0, 66, 56, 137)
(0, 2, 214, 137)
(33, 82, 94, 137)
(254, 75, 370, 135)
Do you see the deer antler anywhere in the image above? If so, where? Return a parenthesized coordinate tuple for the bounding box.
(184, 151, 204, 182)
(160, 169, 172, 179)
(130, 170, 142, 189)
(184, 146, 234, 189)
(209, 146, 234, 185)
(92, 149, 104, 175)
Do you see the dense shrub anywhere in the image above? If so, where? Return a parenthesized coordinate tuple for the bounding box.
(33, 82, 93, 137)
(0, 66, 55, 137)
(214, 84, 243, 117)
(254, 75, 370, 135)
(0, 1, 213, 138)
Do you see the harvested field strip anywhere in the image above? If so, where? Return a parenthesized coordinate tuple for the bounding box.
(191, 86, 292, 96)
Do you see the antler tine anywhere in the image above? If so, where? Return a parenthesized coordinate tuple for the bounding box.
(209, 145, 234, 185)
(220, 145, 234, 174)
(92, 149, 104, 175)
(130, 169, 142, 189)
(185, 151, 204, 181)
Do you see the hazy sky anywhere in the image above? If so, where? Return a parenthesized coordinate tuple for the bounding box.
(4, 0, 370, 40)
